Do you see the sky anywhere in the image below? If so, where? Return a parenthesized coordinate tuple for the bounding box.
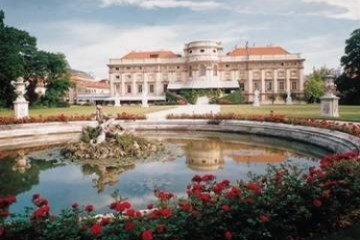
(1, 0, 359, 79)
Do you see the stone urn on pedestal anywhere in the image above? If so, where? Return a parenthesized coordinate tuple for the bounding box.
(12, 77, 29, 119)
(320, 74, 339, 118)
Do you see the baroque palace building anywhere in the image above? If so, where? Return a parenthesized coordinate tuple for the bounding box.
(108, 41, 305, 103)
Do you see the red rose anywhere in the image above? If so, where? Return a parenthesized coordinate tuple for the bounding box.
(101, 217, 111, 225)
(32, 193, 40, 200)
(179, 202, 191, 212)
(260, 214, 270, 223)
(313, 199, 322, 208)
(245, 183, 262, 194)
(224, 230, 232, 240)
(221, 204, 230, 212)
(91, 223, 102, 236)
(192, 175, 202, 182)
(142, 230, 153, 240)
(0, 211, 9, 218)
(72, 202, 78, 209)
(32, 205, 50, 218)
(85, 205, 94, 212)
(201, 174, 215, 182)
(147, 203, 154, 210)
(0, 227, 4, 237)
(124, 221, 135, 231)
(156, 224, 166, 233)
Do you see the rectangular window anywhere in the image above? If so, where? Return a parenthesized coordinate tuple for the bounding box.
(253, 82, 260, 91)
(266, 81, 272, 91)
(279, 81, 285, 91)
(127, 85, 131, 94)
(163, 84, 168, 93)
(291, 81, 297, 91)
(239, 82, 245, 91)
(149, 84, 154, 93)
(137, 84, 143, 94)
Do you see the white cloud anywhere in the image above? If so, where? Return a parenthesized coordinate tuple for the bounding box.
(303, 0, 360, 20)
(284, 35, 344, 73)
(33, 20, 264, 79)
(99, 0, 223, 10)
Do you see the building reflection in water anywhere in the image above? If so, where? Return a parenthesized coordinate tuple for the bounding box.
(183, 138, 287, 171)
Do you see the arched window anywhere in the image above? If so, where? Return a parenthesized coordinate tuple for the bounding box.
(199, 64, 206, 77)
(213, 65, 218, 76)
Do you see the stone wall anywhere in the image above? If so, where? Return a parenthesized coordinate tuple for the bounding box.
(0, 120, 359, 152)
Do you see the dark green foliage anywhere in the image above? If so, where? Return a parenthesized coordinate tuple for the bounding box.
(304, 67, 329, 103)
(217, 90, 244, 104)
(80, 126, 102, 143)
(336, 28, 360, 105)
(0, 10, 71, 108)
(178, 89, 223, 104)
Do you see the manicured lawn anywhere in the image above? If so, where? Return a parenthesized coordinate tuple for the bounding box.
(0, 105, 174, 117)
(221, 104, 360, 122)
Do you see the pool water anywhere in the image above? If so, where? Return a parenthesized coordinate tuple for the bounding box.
(0, 131, 330, 214)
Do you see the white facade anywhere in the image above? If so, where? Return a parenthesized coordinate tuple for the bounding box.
(108, 41, 305, 103)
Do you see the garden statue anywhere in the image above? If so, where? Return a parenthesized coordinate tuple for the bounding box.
(253, 89, 260, 107)
(12, 77, 29, 119)
(114, 93, 121, 107)
(320, 74, 339, 118)
(286, 89, 292, 105)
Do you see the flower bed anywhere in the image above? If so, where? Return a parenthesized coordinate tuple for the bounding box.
(1, 151, 360, 239)
(0, 112, 146, 125)
(167, 113, 360, 137)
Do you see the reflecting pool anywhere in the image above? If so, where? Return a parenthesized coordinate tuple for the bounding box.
(0, 131, 330, 214)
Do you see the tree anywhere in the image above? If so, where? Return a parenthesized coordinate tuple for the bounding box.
(0, 10, 71, 108)
(304, 67, 330, 103)
(336, 28, 360, 105)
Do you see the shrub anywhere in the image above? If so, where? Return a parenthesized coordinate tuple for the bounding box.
(166, 113, 360, 137)
(1, 152, 360, 239)
(217, 90, 244, 104)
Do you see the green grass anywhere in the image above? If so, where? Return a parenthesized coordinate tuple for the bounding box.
(221, 104, 360, 122)
(0, 105, 174, 118)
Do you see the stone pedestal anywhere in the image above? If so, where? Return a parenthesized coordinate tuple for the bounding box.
(253, 90, 260, 107)
(286, 91, 292, 105)
(13, 77, 29, 119)
(320, 96, 339, 118)
(14, 100, 29, 119)
(320, 74, 339, 118)
(114, 95, 121, 107)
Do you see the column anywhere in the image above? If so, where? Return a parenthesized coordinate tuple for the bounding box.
(248, 70, 253, 102)
(286, 69, 291, 92)
(299, 68, 304, 92)
(273, 70, 278, 94)
(261, 69, 265, 101)
(132, 73, 137, 96)
(231, 70, 236, 81)
(121, 75, 125, 96)
(109, 74, 114, 97)
(156, 72, 161, 95)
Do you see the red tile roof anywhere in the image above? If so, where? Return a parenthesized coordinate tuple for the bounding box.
(227, 47, 289, 56)
(122, 50, 179, 59)
(75, 80, 109, 89)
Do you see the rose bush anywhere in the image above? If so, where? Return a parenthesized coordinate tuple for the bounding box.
(1, 151, 360, 239)
(0, 112, 146, 125)
(167, 113, 360, 137)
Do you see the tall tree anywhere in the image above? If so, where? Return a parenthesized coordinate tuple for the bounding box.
(336, 28, 360, 104)
(0, 10, 71, 108)
(304, 67, 330, 103)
